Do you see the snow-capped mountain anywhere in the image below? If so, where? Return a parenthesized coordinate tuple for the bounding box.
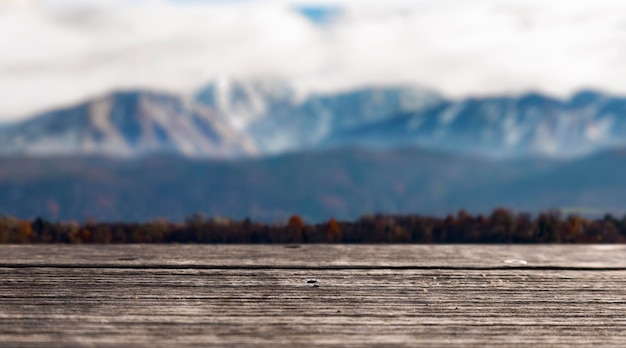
(193, 79, 442, 154)
(0, 90, 258, 158)
(0, 79, 442, 158)
(324, 90, 626, 158)
(1, 79, 626, 159)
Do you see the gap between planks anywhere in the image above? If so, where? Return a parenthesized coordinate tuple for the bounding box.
(1, 263, 626, 271)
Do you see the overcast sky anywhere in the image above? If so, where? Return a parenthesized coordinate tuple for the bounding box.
(2, 0, 626, 121)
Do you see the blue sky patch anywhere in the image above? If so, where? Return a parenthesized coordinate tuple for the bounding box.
(294, 5, 343, 25)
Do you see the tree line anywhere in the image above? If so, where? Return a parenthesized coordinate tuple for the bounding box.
(1, 208, 625, 244)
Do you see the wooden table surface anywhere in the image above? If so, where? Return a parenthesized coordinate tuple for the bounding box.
(1, 245, 626, 347)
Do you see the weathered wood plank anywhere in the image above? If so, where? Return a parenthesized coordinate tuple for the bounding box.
(1, 244, 626, 268)
(1, 246, 626, 347)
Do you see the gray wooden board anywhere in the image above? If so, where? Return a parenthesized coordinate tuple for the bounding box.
(2, 244, 626, 269)
(0, 245, 626, 347)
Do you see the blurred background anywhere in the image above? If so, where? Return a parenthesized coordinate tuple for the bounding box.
(2, 0, 626, 223)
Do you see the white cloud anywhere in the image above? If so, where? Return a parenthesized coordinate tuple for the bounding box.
(2, 0, 626, 121)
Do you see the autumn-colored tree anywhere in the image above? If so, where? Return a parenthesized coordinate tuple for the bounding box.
(285, 215, 305, 243)
(0, 217, 19, 243)
(563, 215, 582, 242)
(69, 226, 83, 244)
(17, 221, 33, 243)
(3, 208, 626, 244)
(80, 228, 93, 243)
(326, 218, 342, 242)
(288, 215, 304, 230)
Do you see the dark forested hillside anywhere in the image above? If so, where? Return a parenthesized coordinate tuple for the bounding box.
(0, 148, 624, 223)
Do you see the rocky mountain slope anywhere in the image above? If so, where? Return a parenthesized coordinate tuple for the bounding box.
(5, 79, 624, 159)
(0, 90, 257, 158)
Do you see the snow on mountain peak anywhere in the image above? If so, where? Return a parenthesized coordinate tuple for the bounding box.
(3, 80, 626, 159)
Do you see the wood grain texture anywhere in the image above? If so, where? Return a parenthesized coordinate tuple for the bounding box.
(1, 245, 626, 347)
(2, 244, 626, 268)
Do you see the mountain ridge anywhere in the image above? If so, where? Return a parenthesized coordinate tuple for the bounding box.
(1, 79, 625, 159)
